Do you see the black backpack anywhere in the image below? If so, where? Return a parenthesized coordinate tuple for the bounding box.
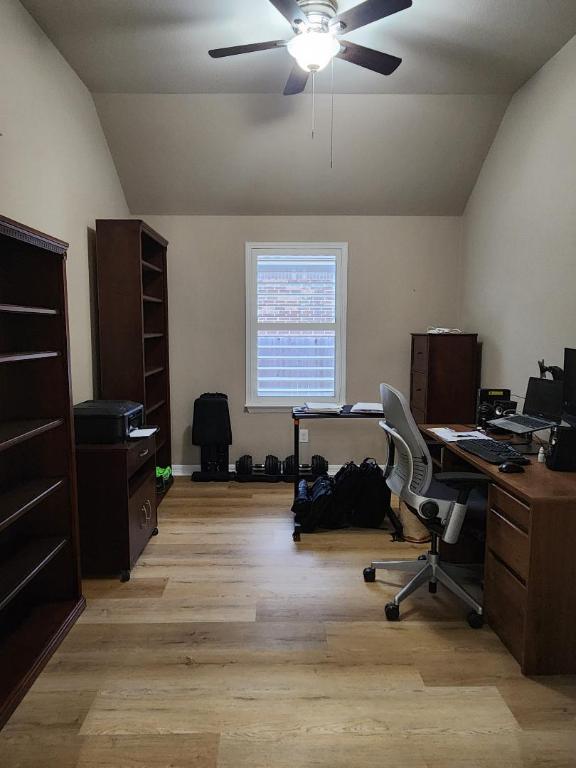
(334, 458, 403, 537)
(292, 476, 346, 533)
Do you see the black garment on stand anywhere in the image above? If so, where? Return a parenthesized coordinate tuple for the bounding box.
(192, 393, 232, 478)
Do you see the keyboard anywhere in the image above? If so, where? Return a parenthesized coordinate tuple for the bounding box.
(499, 414, 552, 430)
(456, 438, 525, 465)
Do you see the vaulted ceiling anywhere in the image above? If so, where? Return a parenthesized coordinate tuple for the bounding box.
(22, 0, 576, 214)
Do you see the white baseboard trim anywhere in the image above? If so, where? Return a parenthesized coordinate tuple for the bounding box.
(173, 464, 384, 477)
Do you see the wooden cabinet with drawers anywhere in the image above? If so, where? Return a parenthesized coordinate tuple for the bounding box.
(410, 333, 478, 424)
(75, 436, 158, 582)
(422, 423, 576, 676)
(484, 482, 576, 675)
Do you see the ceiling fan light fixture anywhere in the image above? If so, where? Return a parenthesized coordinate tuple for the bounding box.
(287, 30, 340, 72)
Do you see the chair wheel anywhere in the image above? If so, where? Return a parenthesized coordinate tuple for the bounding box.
(385, 602, 400, 621)
(120, 570, 130, 583)
(151, 527, 159, 537)
(292, 530, 301, 542)
(363, 567, 376, 583)
(429, 581, 437, 594)
(467, 611, 484, 629)
(418, 554, 427, 561)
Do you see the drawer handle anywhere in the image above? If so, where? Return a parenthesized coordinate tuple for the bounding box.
(140, 503, 147, 528)
(139, 448, 150, 458)
(145, 499, 152, 522)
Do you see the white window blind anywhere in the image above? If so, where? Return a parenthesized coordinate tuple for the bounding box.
(246, 244, 347, 408)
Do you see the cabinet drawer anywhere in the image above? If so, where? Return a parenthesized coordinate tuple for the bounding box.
(487, 508, 530, 582)
(411, 372, 427, 411)
(489, 485, 530, 533)
(127, 436, 156, 478)
(412, 336, 429, 373)
(485, 549, 526, 664)
(128, 473, 157, 567)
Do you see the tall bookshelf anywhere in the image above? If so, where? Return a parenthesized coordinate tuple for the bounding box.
(0, 215, 85, 729)
(95, 220, 172, 502)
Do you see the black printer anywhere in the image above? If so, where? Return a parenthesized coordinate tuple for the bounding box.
(74, 400, 144, 444)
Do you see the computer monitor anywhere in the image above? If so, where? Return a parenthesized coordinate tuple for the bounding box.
(523, 377, 563, 422)
(563, 348, 576, 426)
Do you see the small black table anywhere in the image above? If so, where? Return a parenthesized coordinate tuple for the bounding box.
(291, 406, 384, 541)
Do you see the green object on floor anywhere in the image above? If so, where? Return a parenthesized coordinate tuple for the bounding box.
(156, 466, 173, 493)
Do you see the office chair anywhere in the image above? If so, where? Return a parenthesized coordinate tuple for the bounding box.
(363, 383, 488, 628)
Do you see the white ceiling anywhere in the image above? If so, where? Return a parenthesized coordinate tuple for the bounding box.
(22, 0, 576, 95)
(20, 1, 576, 215)
(94, 93, 508, 215)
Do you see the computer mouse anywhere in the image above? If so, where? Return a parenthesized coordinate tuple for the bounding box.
(499, 462, 525, 474)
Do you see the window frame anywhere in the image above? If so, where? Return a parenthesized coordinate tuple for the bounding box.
(245, 242, 348, 412)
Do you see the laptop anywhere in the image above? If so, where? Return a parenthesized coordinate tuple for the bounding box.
(489, 377, 564, 434)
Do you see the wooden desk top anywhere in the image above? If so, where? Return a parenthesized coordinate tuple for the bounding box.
(422, 424, 576, 504)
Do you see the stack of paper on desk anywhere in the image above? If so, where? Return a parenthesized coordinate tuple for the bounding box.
(351, 402, 383, 413)
(303, 403, 342, 413)
(428, 428, 489, 443)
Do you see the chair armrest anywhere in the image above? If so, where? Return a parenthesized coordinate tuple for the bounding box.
(435, 472, 490, 485)
(434, 472, 490, 504)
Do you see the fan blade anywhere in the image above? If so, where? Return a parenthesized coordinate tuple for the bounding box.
(209, 40, 286, 58)
(284, 65, 309, 95)
(333, 0, 412, 34)
(268, 0, 309, 28)
(337, 41, 401, 76)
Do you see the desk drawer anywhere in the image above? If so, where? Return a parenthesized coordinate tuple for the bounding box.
(411, 372, 427, 411)
(127, 436, 156, 478)
(412, 336, 429, 373)
(485, 549, 526, 664)
(490, 485, 530, 533)
(487, 508, 530, 583)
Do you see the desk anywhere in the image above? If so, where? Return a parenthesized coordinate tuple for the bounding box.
(423, 424, 576, 675)
(291, 407, 383, 542)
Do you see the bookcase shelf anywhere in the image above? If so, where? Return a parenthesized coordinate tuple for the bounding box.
(0, 351, 60, 364)
(0, 304, 59, 316)
(144, 366, 165, 378)
(0, 419, 63, 453)
(0, 538, 67, 612)
(96, 220, 172, 502)
(141, 259, 163, 274)
(0, 215, 84, 730)
(0, 478, 65, 533)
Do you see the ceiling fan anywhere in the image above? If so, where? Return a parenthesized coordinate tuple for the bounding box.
(209, 0, 411, 95)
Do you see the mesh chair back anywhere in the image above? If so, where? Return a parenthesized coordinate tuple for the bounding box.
(380, 383, 433, 497)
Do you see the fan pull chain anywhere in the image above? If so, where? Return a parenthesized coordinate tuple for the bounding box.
(311, 70, 316, 139)
(330, 57, 335, 168)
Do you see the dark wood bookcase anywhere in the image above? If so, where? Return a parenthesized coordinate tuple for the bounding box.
(0, 215, 85, 729)
(95, 220, 172, 503)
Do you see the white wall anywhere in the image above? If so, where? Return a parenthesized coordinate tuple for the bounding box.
(460, 34, 576, 395)
(0, 0, 129, 402)
(143, 215, 462, 467)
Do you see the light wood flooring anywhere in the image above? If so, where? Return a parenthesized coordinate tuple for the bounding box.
(1, 479, 575, 767)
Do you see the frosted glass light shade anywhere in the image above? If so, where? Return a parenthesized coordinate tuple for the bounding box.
(287, 30, 340, 72)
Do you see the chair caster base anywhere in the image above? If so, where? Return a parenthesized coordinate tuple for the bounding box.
(363, 567, 376, 583)
(385, 602, 400, 621)
(467, 611, 484, 629)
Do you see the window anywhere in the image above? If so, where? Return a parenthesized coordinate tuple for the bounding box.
(246, 243, 347, 409)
